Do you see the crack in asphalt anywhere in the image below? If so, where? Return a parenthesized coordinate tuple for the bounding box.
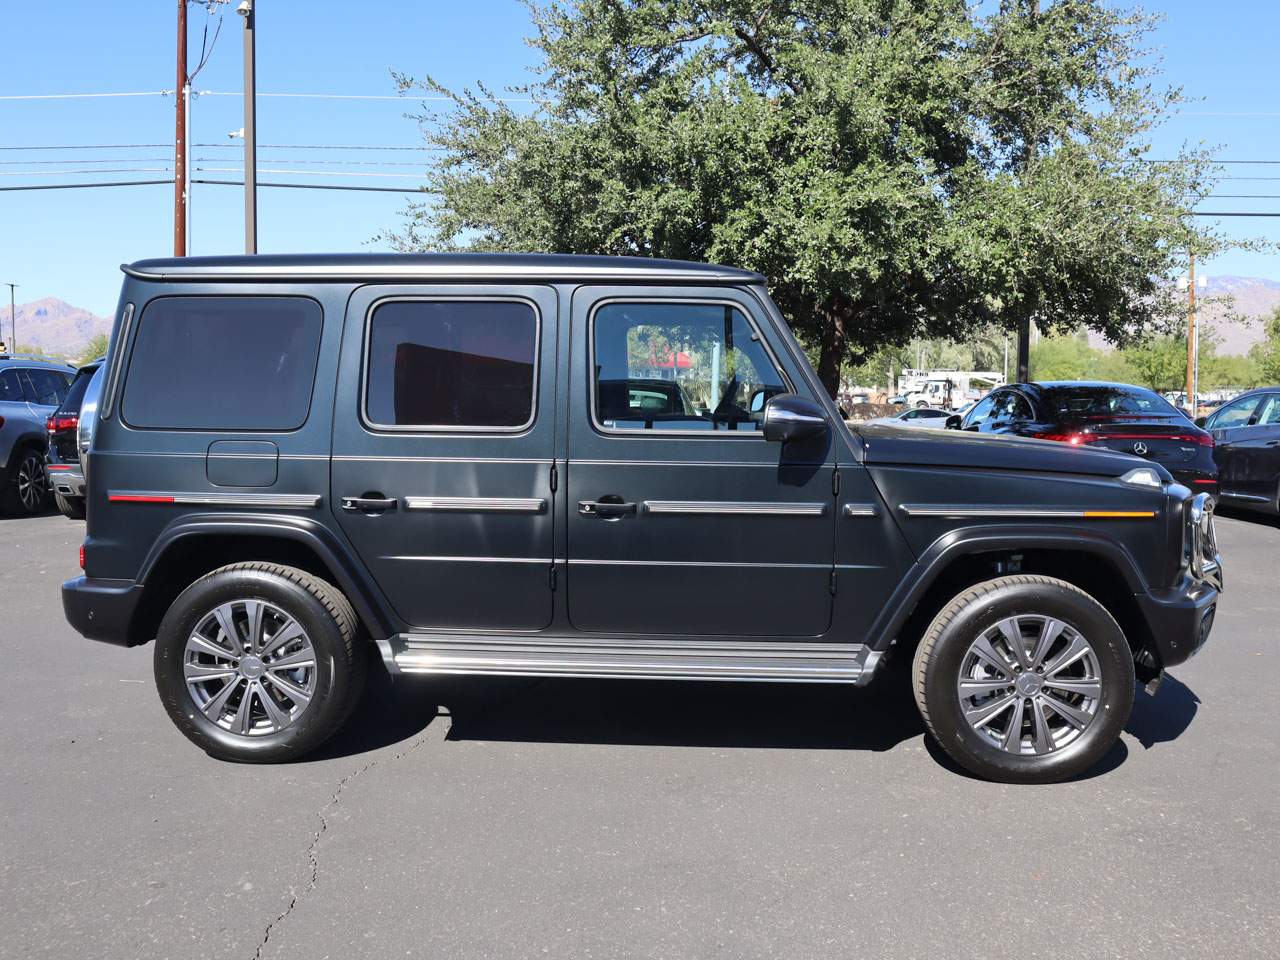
(250, 730, 438, 960)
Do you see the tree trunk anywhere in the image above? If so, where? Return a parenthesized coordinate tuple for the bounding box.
(816, 303, 847, 400)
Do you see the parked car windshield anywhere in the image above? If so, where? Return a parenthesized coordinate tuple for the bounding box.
(1042, 385, 1179, 419)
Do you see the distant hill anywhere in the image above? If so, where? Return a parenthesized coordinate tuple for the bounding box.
(2, 298, 111, 358)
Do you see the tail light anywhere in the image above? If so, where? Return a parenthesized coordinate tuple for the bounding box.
(47, 414, 78, 433)
(1034, 431, 1088, 445)
(79, 543, 85, 570)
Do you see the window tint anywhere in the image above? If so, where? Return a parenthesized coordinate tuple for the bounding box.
(1043, 385, 1178, 418)
(995, 391, 1032, 420)
(365, 300, 537, 429)
(964, 393, 998, 426)
(1210, 395, 1260, 430)
(122, 297, 322, 430)
(592, 302, 787, 433)
(0, 369, 24, 402)
(20, 368, 71, 407)
(1255, 394, 1280, 426)
(57, 366, 97, 415)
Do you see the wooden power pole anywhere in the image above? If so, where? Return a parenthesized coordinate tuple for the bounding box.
(174, 0, 188, 257)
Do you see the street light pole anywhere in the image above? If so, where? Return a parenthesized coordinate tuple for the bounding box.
(5, 283, 16, 350)
(238, 0, 257, 254)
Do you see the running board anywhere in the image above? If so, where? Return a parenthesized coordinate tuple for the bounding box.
(379, 634, 882, 685)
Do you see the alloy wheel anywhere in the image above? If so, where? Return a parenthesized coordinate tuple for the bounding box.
(183, 599, 318, 737)
(956, 614, 1102, 755)
(16, 452, 46, 513)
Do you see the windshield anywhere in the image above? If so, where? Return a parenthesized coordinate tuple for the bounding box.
(1043, 385, 1179, 419)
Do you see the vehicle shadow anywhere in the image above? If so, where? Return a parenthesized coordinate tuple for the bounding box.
(1125, 673, 1200, 749)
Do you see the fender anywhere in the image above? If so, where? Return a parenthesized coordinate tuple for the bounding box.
(5, 430, 49, 469)
(865, 524, 1150, 651)
(136, 512, 398, 639)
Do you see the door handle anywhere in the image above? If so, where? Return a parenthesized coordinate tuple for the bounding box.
(341, 495, 398, 513)
(1267, 440, 1280, 447)
(578, 499, 637, 518)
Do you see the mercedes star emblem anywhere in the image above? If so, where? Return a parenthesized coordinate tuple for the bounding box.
(1132, 441, 1148, 456)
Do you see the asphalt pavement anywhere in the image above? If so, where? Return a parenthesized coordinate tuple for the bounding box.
(1, 507, 1277, 959)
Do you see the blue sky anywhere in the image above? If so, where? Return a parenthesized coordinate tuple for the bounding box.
(1, 0, 1277, 317)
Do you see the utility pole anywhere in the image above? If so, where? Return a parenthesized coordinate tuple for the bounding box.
(5, 283, 16, 351)
(1184, 253, 1195, 411)
(174, 0, 188, 257)
(238, 0, 258, 254)
(1014, 0, 1039, 383)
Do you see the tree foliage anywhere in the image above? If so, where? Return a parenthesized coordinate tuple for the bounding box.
(388, 0, 1222, 396)
(77, 333, 109, 366)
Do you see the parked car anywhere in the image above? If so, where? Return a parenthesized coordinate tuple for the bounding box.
(1197, 387, 1280, 514)
(0, 354, 75, 514)
(953, 381, 1218, 494)
(45, 357, 104, 519)
(62, 254, 1221, 784)
(868, 407, 953, 428)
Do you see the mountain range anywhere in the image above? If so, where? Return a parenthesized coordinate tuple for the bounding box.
(7, 275, 1280, 360)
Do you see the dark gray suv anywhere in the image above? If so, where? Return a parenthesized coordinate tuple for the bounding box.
(0, 354, 74, 514)
(62, 254, 1221, 783)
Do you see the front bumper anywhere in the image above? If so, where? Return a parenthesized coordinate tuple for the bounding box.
(1136, 572, 1219, 669)
(62, 576, 145, 646)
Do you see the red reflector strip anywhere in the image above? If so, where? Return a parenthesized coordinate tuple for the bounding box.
(108, 494, 175, 504)
(45, 464, 73, 471)
(1193, 479, 1218, 485)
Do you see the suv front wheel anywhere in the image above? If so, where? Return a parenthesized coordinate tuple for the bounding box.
(912, 575, 1135, 784)
(154, 563, 366, 762)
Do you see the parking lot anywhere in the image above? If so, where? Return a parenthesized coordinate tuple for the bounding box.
(0, 507, 1276, 959)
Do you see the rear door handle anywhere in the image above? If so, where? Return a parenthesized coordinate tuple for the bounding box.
(578, 499, 637, 518)
(341, 495, 398, 513)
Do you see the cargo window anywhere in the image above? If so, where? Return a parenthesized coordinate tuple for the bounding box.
(364, 299, 538, 430)
(591, 301, 788, 433)
(121, 296, 322, 431)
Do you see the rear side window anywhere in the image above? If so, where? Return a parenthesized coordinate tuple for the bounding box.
(21, 368, 72, 407)
(122, 297, 322, 430)
(364, 300, 538, 430)
(0, 369, 24, 402)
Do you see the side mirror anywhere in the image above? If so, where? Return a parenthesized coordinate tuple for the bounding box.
(763, 394, 829, 443)
(1194, 416, 1207, 428)
(945, 415, 962, 430)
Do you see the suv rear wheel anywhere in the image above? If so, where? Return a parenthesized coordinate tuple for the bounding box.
(53, 490, 86, 520)
(154, 563, 366, 762)
(912, 575, 1135, 784)
(4, 447, 48, 515)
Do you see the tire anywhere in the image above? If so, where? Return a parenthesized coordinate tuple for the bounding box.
(3, 447, 48, 516)
(154, 562, 367, 762)
(912, 575, 1135, 784)
(54, 490, 87, 520)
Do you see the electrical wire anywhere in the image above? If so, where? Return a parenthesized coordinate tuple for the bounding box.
(0, 167, 172, 177)
(193, 178, 431, 194)
(194, 166, 420, 178)
(0, 179, 173, 192)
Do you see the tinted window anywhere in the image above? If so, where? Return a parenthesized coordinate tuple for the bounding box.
(964, 393, 998, 426)
(995, 391, 1032, 420)
(917, 409, 948, 419)
(0, 369, 24, 402)
(1255, 394, 1280, 426)
(122, 297, 322, 430)
(365, 300, 537, 429)
(1207, 395, 1257, 429)
(1043, 385, 1178, 418)
(593, 302, 787, 433)
(57, 366, 98, 416)
(21, 368, 71, 407)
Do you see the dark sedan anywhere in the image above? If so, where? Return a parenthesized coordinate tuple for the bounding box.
(1197, 386, 1280, 514)
(955, 381, 1218, 493)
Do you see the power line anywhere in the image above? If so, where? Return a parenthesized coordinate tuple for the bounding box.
(0, 143, 171, 151)
(194, 166, 420, 178)
(194, 156, 428, 166)
(198, 91, 535, 102)
(0, 167, 172, 177)
(195, 142, 440, 151)
(0, 157, 173, 166)
(0, 179, 173, 192)
(1192, 211, 1280, 217)
(0, 91, 169, 100)
(194, 178, 431, 194)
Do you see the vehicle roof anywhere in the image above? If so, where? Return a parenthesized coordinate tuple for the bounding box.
(1004, 381, 1166, 396)
(0, 354, 75, 370)
(122, 252, 766, 284)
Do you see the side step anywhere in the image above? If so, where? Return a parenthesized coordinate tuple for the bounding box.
(379, 634, 882, 685)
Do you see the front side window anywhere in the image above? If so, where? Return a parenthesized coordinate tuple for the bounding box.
(122, 296, 322, 431)
(964, 393, 998, 427)
(365, 300, 537, 430)
(1210, 395, 1261, 430)
(592, 301, 787, 433)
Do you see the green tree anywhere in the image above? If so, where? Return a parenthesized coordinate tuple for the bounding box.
(388, 0, 1220, 397)
(1249, 307, 1280, 384)
(77, 333, 109, 365)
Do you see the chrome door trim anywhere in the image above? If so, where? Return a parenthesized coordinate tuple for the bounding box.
(899, 504, 1157, 519)
(843, 503, 879, 517)
(107, 490, 321, 508)
(403, 496, 547, 513)
(642, 500, 827, 517)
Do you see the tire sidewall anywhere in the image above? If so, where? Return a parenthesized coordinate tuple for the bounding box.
(154, 568, 350, 762)
(923, 581, 1135, 783)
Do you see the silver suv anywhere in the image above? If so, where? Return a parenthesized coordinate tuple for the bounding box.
(0, 355, 75, 514)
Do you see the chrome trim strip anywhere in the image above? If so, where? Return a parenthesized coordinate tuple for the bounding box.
(575, 459, 781, 468)
(109, 490, 321, 508)
(98, 302, 133, 421)
(383, 555, 553, 564)
(567, 558, 829, 569)
(403, 496, 546, 513)
(643, 500, 826, 517)
(333, 455, 552, 464)
(1220, 491, 1270, 502)
(843, 503, 878, 517)
(899, 504, 1152, 519)
(388, 635, 878, 685)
